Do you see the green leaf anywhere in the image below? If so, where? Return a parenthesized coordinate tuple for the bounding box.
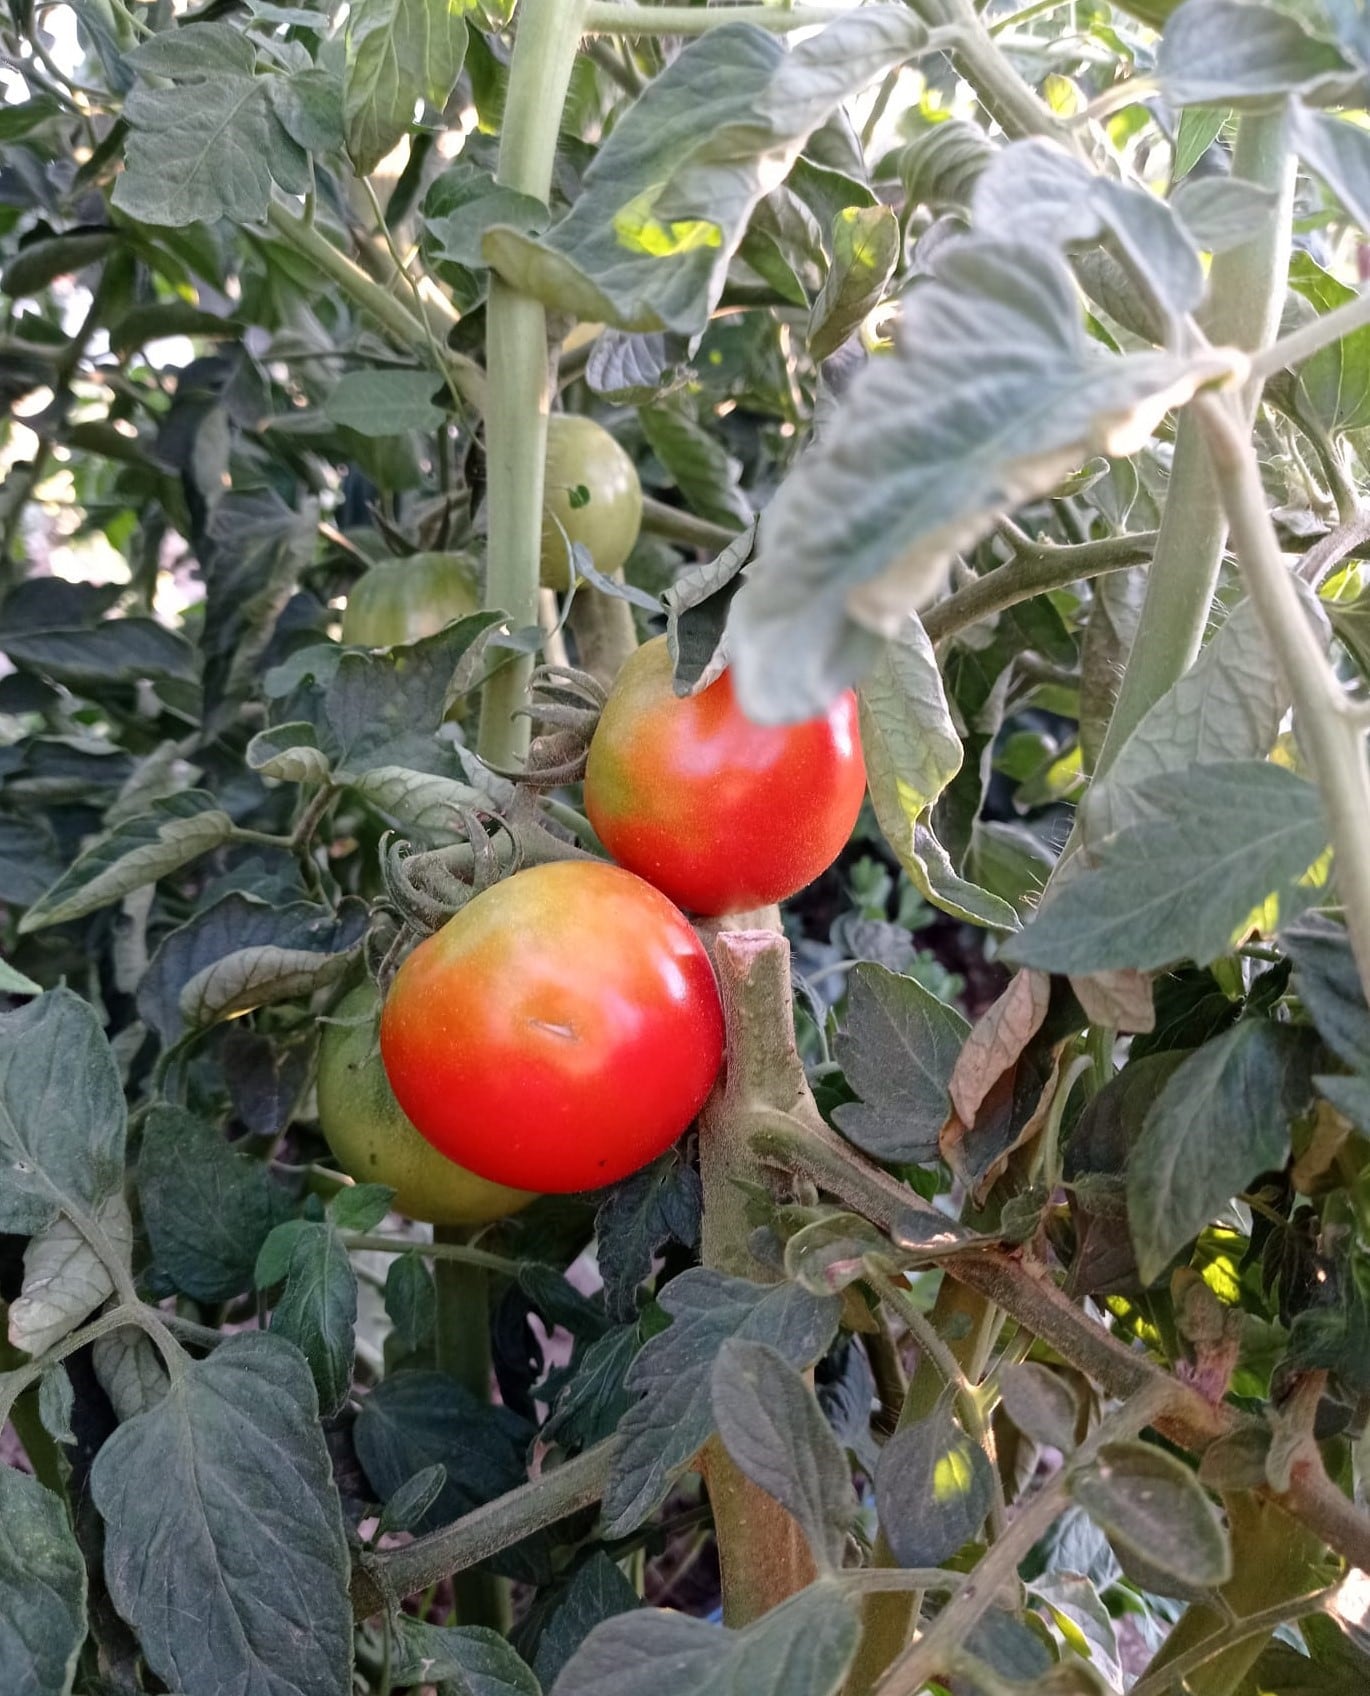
(603, 1268, 840, 1536)
(90, 1333, 353, 1696)
(783, 1211, 892, 1296)
(640, 405, 753, 531)
(9, 1194, 133, 1358)
(37, 1367, 74, 1450)
(875, 1395, 995, 1567)
(728, 236, 1220, 721)
(663, 523, 756, 694)
(595, 1154, 702, 1323)
(2, 229, 118, 298)
(808, 205, 899, 362)
(1028, 1573, 1122, 1693)
(858, 623, 1019, 929)
(972, 137, 1204, 328)
(524, 1552, 640, 1688)
(384, 1254, 436, 1354)
(92, 1327, 170, 1423)
(344, 0, 470, 175)
(138, 894, 368, 1047)
(114, 26, 309, 226)
(484, 12, 926, 334)
(348, 764, 492, 836)
(19, 791, 235, 933)
(1170, 175, 1280, 254)
(1005, 762, 1329, 975)
(1173, 107, 1227, 181)
(377, 1463, 447, 1535)
(1069, 1441, 1232, 1588)
(1127, 1021, 1315, 1285)
(246, 722, 333, 784)
(179, 936, 362, 1031)
(390, 1619, 540, 1695)
(1285, 914, 1370, 1074)
(999, 1363, 1081, 1453)
(1086, 596, 1315, 841)
(0, 1466, 87, 1696)
(832, 962, 969, 1163)
(1282, 250, 1370, 437)
(542, 1325, 640, 1454)
(424, 162, 548, 269)
(137, 1106, 292, 1303)
(265, 1221, 357, 1417)
(1290, 102, 1370, 240)
(551, 1579, 859, 1696)
(0, 958, 42, 996)
(324, 370, 446, 437)
(106, 302, 241, 358)
(328, 1182, 394, 1233)
(0, 814, 65, 909)
(1157, 2, 1352, 106)
(711, 1338, 854, 1568)
(0, 989, 125, 1237)
(354, 1371, 531, 1533)
(325, 613, 504, 772)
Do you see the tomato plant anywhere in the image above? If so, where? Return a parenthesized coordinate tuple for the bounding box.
(5, 4, 1370, 1696)
(585, 635, 866, 914)
(380, 860, 725, 1192)
(341, 554, 480, 648)
(319, 982, 535, 1224)
(539, 414, 644, 591)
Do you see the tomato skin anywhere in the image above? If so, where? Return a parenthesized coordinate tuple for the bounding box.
(540, 415, 643, 591)
(584, 636, 866, 916)
(318, 983, 535, 1225)
(380, 861, 724, 1193)
(341, 554, 480, 648)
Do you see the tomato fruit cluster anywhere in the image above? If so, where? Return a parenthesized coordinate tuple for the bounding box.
(585, 636, 866, 916)
(540, 414, 643, 591)
(380, 860, 725, 1193)
(318, 982, 535, 1224)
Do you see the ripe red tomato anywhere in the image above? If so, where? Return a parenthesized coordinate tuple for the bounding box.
(379, 860, 724, 1192)
(584, 636, 866, 916)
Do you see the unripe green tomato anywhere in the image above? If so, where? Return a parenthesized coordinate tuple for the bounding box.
(341, 554, 480, 648)
(317, 982, 536, 1226)
(539, 415, 643, 591)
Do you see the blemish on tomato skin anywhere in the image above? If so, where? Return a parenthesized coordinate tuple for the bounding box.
(529, 1019, 578, 1041)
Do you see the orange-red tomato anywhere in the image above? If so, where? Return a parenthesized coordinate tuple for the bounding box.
(584, 637, 866, 916)
(379, 860, 724, 1193)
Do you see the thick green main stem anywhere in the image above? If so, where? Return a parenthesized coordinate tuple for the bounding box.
(1091, 106, 1296, 779)
(477, 0, 588, 767)
(433, 1228, 508, 1631)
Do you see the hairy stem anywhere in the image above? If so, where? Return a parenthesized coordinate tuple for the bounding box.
(1089, 106, 1296, 779)
(355, 1439, 618, 1615)
(264, 203, 483, 407)
(582, 2, 860, 34)
(478, 0, 588, 766)
(433, 1226, 508, 1630)
(1196, 389, 1370, 999)
(922, 532, 1158, 644)
(697, 926, 821, 1625)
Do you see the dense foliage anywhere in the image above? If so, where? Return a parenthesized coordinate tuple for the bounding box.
(4, 2, 1370, 1695)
